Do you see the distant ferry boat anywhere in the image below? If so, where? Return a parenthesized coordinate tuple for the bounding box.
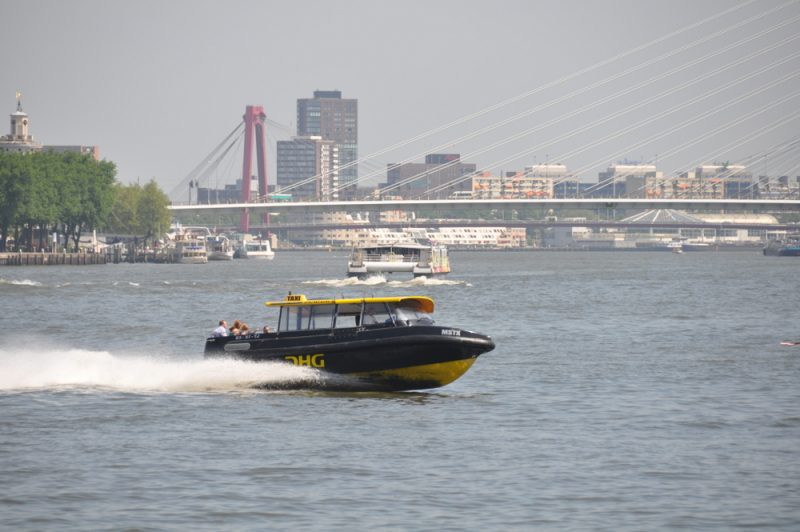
(347, 242, 450, 278)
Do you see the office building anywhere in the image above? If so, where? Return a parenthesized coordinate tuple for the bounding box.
(297, 90, 357, 198)
(276, 136, 339, 201)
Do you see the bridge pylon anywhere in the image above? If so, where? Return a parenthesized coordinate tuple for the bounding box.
(240, 105, 268, 233)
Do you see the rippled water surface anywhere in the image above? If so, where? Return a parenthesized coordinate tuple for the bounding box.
(1, 251, 799, 530)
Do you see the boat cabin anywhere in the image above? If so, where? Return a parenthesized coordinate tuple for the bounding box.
(266, 294, 435, 333)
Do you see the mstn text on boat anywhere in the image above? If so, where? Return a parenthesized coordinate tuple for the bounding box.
(204, 294, 495, 391)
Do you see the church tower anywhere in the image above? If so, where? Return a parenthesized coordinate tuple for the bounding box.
(0, 92, 42, 153)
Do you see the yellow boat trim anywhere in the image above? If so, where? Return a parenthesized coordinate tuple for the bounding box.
(266, 294, 435, 313)
(351, 358, 476, 387)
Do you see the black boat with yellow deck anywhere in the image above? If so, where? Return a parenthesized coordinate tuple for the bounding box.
(204, 294, 495, 391)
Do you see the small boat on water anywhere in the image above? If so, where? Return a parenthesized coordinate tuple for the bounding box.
(167, 226, 208, 264)
(207, 235, 234, 261)
(763, 237, 800, 256)
(171, 238, 208, 264)
(236, 239, 275, 260)
(204, 294, 494, 391)
(347, 241, 450, 278)
(681, 240, 713, 251)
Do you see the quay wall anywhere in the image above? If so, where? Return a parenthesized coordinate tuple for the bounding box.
(0, 252, 107, 266)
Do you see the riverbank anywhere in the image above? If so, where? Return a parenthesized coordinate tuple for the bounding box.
(0, 252, 107, 266)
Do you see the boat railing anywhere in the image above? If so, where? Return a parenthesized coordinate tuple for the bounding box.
(360, 252, 419, 262)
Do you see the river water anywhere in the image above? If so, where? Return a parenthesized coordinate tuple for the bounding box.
(1, 250, 798, 530)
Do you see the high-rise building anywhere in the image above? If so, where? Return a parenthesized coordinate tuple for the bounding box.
(296, 90, 357, 198)
(276, 136, 339, 201)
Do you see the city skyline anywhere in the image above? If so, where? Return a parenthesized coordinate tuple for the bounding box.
(2, 0, 799, 193)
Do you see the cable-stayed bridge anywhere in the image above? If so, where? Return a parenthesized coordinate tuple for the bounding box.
(168, 0, 800, 234)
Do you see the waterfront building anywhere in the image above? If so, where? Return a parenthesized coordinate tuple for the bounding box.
(644, 176, 724, 199)
(691, 165, 753, 199)
(276, 136, 339, 201)
(297, 90, 357, 198)
(384, 154, 476, 199)
(544, 209, 782, 249)
(472, 170, 555, 199)
(595, 163, 662, 198)
(1, 94, 99, 158)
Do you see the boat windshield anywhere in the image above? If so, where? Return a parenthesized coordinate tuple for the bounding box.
(275, 300, 434, 332)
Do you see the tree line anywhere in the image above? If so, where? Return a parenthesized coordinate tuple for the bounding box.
(0, 151, 171, 252)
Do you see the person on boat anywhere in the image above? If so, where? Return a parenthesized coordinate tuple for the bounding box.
(262, 325, 271, 334)
(212, 320, 228, 337)
(239, 323, 250, 335)
(230, 319, 242, 335)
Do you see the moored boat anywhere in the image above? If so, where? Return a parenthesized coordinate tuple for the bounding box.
(165, 224, 210, 264)
(171, 238, 208, 264)
(763, 237, 800, 256)
(204, 294, 494, 391)
(236, 239, 275, 260)
(347, 241, 450, 278)
(207, 235, 234, 261)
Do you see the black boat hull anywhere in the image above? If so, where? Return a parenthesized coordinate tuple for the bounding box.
(204, 325, 494, 391)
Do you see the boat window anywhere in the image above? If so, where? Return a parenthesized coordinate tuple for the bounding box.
(309, 304, 335, 330)
(333, 303, 361, 329)
(361, 303, 392, 327)
(395, 304, 435, 326)
(279, 304, 335, 332)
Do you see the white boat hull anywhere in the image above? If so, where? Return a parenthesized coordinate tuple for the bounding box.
(208, 250, 234, 261)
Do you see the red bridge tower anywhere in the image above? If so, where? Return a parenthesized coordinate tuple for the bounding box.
(240, 105, 268, 233)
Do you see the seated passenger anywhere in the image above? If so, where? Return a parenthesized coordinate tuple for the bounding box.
(239, 322, 250, 335)
(230, 319, 242, 335)
(212, 320, 229, 337)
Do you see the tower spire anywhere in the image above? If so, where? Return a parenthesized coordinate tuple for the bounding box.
(15, 91, 22, 112)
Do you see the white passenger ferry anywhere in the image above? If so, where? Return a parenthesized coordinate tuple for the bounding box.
(346, 241, 450, 278)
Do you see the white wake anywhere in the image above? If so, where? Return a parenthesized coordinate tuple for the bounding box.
(0, 346, 319, 393)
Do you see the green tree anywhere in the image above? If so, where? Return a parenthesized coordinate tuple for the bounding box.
(0, 151, 116, 251)
(105, 182, 141, 235)
(0, 153, 31, 251)
(136, 180, 171, 247)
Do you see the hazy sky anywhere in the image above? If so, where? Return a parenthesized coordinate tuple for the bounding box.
(3, 0, 799, 197)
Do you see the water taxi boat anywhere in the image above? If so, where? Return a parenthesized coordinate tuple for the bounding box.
(346, 242, 450, 278)
(204, 294, 494, 391)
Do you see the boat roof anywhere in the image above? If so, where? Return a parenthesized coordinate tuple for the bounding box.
(265, 294, 435, 313)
